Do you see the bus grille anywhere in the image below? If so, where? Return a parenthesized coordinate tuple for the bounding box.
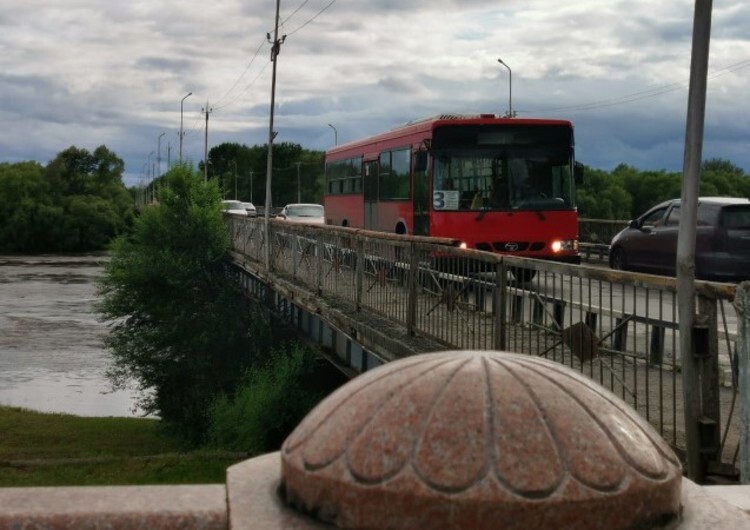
(475, 241, 547, 253)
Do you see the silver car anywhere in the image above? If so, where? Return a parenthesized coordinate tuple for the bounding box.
(276, 203, 325, 225)
(608, 197, 750, 282)
(241, 202, 257, 217)
(220, 200, 248, 216)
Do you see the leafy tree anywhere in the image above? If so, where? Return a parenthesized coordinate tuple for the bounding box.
(576, 167, 632, 220)
(97, 165, 264, 443)
(0, 147, 134, 252)
(701, 158, 749, 197)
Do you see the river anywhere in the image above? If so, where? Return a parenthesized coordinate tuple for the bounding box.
(0, 254, 141, 417)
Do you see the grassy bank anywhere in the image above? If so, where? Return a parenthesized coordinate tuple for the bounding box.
(0, 406, 246, 487)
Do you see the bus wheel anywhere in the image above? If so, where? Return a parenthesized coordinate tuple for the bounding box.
(510, 267, 536, 283)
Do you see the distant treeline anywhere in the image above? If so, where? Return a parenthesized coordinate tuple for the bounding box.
(577, 159, 749, 220)
(0, 146, 135, 253)
(1, 143, 747, 253)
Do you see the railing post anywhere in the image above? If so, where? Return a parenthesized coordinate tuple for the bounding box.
(355, 237, 364, 311)
(494, 259, 507, 350)
(406, 243, 418, 335)
(733, 281, 750, 484)
(315, 237, 323, 295)
(696, 295, 721, 468)
(649, 325, 665, 366)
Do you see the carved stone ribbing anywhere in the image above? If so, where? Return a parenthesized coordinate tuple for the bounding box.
(281, 350, 682, 530)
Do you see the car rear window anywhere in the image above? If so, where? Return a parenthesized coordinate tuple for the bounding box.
(721, 206, 750, 229)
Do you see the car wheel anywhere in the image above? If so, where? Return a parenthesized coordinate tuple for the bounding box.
(610, 247, 627, 271)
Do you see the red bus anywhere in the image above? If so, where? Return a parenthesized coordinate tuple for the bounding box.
(324, 114, 583, 263)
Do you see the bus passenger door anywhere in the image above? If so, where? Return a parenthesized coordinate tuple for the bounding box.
(412, 152, 430, 236)
(364, 160, 378, 230)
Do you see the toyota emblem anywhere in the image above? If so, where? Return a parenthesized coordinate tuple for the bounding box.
(504, 242, 519, 252)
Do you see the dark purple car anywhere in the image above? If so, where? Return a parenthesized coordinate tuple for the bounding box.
(608, 197, 750, 282)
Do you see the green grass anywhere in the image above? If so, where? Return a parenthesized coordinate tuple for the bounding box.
(0, 406, 246, 487)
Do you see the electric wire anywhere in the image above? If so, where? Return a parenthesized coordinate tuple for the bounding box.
(523, 58, 750, 114)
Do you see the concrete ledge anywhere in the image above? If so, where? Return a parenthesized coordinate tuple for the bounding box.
(226, 453, 327, 530)
(2, 458, 750, 529)
(0, 484, 227, 529)
(703, 485, 750, 513)
(226, 452, 750, 530)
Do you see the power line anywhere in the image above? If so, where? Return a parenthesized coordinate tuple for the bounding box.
(213, 37, 268, 110)
(524, 58, 750, 114)
(285, 0, 336, 37)
(281, 0, 311, 26)
(211, 0, 338, 112)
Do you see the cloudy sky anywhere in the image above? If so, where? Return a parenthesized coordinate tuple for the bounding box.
(1, 0, 748, 188)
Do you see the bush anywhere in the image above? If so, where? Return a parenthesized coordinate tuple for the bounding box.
(207, 344, 333, 454)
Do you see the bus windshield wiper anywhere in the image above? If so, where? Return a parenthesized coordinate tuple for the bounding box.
(475, 209, 488, 221)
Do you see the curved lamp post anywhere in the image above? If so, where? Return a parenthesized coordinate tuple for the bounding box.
(497, 58, 513, 118)
(328, 123, 338, 145)
(179, 92, 192, 163)
(157, 132, 165, 178)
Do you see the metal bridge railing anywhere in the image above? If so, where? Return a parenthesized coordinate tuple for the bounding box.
(226, 215, 743, 483)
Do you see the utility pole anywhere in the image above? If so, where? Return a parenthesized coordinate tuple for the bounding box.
(202, 102, 212, 183)
(296, 162, 301, 203)
(250, 171, 254, 204)
(264, 0, 286, 270)
(678, 0, 713, 483)
(167, 143, 171, 169)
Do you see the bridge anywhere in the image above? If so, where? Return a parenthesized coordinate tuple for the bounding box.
(225, 214, 746, 485)
(3, 215, 750, 529)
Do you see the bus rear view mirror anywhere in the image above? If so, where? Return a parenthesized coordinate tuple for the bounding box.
(574, 161, 584, 185)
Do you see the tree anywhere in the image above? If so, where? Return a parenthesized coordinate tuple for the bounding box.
(576, 166, 632, 220)
(97, 165, 264, 442)
(206, 142, 325, 207)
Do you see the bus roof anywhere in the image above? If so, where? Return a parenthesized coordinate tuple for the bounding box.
(326, 114, 574, 159)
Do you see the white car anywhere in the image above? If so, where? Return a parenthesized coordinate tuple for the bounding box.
(277, 203, 325, 225)
(241, 202, 257, 217)
(221, 200, 248, 216)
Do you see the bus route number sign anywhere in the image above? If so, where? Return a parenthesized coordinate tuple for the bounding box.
(433, 190, 460, 211)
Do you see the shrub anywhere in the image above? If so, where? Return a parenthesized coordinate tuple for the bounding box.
(207, 344, 333, 454)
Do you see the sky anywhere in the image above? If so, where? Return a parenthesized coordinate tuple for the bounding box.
(1, 0, 748, 188)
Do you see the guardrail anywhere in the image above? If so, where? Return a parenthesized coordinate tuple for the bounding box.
(227, 215, 744, 484)
(579, 218, 629, 245)
(578, 218, 629, 264)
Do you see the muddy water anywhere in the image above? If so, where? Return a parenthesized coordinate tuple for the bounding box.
(0, 255, 141, 417)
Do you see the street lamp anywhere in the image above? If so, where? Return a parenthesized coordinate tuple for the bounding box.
(497, 58, 513, 118)
(157, 132, 165, 178)
(230, 160, 238, 199)
(328, 123, 338, 145)
(179, 92, 192, 163)
(147, 151, 154, 203)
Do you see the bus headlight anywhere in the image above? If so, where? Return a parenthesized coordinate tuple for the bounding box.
(551, 239, 578, 253)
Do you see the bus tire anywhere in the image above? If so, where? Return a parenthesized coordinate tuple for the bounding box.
(510, 267, 536, 283)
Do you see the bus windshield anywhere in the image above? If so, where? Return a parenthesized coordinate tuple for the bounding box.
(432, 125, 576, 212)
